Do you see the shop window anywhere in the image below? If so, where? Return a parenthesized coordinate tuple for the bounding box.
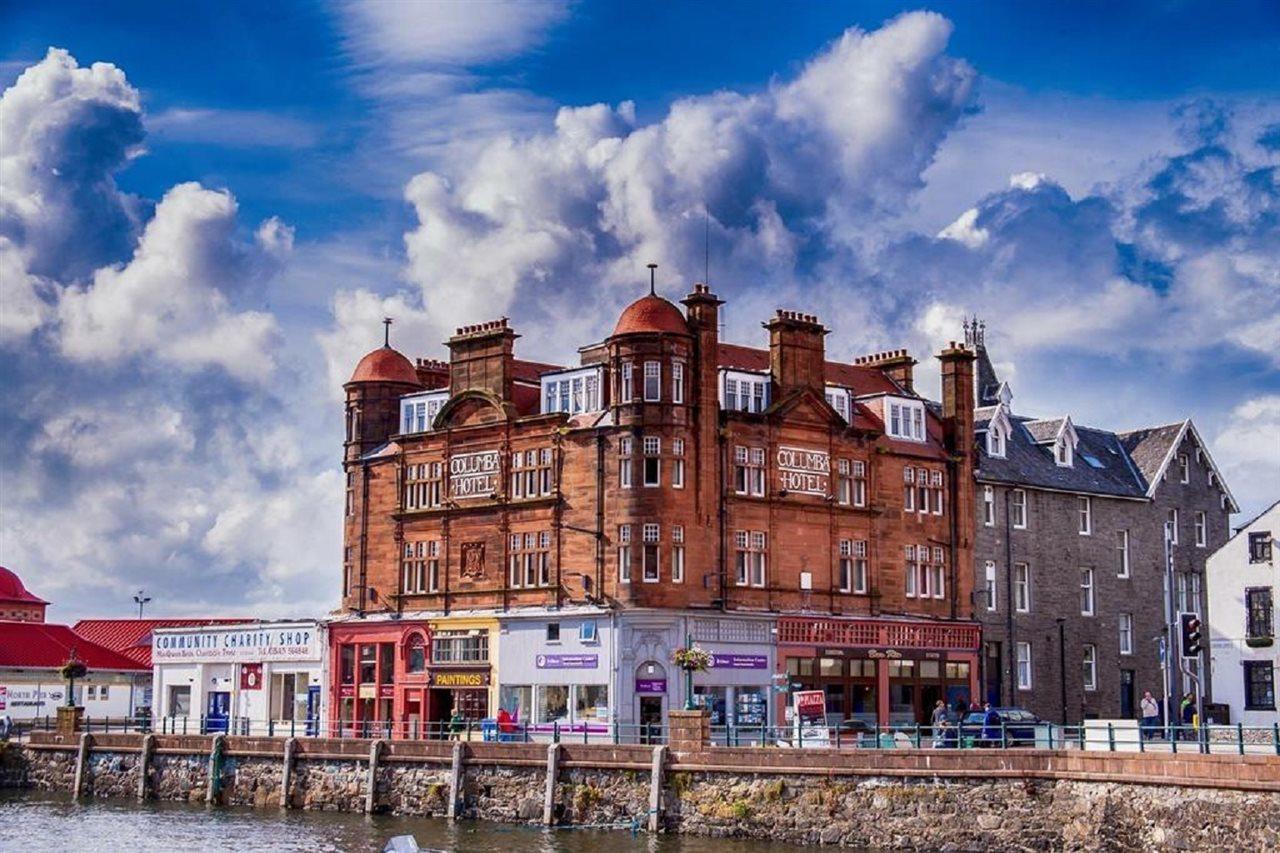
(168, 685, 191, 717)
(546, 623, 561, 643)
(538, 684, 570, 723)
(575, 685, 609, 721)
(819, 657, 843, 677)
(499, 685, 531, 722)
(407, 635, 427, 673)
(340, 645, 355, 684)
(379, 643, 394, 683)
(359, 644, 377, 684)
(945, 662, 970, 680)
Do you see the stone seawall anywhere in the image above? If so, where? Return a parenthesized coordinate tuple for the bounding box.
(10, 732, 1280, 851)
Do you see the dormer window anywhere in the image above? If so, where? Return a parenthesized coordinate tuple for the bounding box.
(885, 398, 926, 442)
(988, 424, 1005, 457)
(400, 391, 448, 434)
(720, 370, 769, 413)
(1055, 438, 1073, 467)
(825, 386, 851, 422)
(542, 366, 603, 415)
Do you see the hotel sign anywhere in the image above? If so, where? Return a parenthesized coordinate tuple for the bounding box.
(776, 446, 830, 495)
(153, 626, 319, 664)
(450, 450, 501, 499)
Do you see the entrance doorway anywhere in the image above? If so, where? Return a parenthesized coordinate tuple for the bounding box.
(639, 696, 663, 744)
(984, 642, 1002, 706)
(206, 691, 230, 733)
(1120, 669, 1135, 719)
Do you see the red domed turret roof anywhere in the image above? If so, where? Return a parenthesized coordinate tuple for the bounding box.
(349, 346, 422, 386)
(0, 566, 48, 605)
(612, 294, 689, 337)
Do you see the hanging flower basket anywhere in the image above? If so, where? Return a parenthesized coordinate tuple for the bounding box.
(59, 659, 87, 682)
(672, 645, 712, 673)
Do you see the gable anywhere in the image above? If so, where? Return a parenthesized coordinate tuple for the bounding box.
(435, 391, 512, 429)
(766, 386, 843, 426)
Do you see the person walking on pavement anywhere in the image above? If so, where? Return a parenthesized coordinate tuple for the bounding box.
(1139, 691, 1160, 740)
(448, 709, 466, 741)
(1179, 692, 1195, 740)
(981, 702, 1001, 747)
(930, 699, 949, 736)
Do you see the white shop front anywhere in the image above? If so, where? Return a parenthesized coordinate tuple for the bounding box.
(496, 607, 614, 738)
(151, 620, 326, 735)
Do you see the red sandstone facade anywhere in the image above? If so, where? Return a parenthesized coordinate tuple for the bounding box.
(333, 281, 980, 730)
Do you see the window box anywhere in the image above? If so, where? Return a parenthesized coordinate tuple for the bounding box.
(1245, 636, 1274, 649)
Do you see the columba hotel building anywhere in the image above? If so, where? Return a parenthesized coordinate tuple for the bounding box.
(328, 278, 981, 736)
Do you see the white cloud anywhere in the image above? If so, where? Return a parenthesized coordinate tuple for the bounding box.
(57, 181, 287, 383)
(1212, 395, 1280, 520)
(0, 237, 51, 344)
(318, 288, 437, 398)
(148, 107, 320, 148)
(390, 11, 976, 355)
(338, 0, 569, 67)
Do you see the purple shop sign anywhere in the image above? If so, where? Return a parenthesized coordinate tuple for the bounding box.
(635, 678, 667, 694)
(712, 654, 768, 670)
(536, 653, 598, 669)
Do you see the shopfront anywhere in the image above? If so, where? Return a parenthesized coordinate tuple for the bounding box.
(327, 613, 497, 738)
(616, 611, 775, 731)
(496, 607, 613, 735)
(151, 620, 325, 735)
(776, 616, 980, 727)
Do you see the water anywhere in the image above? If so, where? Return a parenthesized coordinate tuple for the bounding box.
(0, 791, 803, 852)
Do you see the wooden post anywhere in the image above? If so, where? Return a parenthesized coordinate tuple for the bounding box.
(542, 742, 561, 826)
(446, 741, 464, 820)
(72, 732, 92, 798)
(137, 733, 155, 802)
(648, 744, 667, 832)
(205, 733, 225, 805)
(364, 739, 384, 814)
(280, 737, 297, 810)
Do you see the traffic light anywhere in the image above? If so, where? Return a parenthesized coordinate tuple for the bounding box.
(1180, 612, 1203, 658)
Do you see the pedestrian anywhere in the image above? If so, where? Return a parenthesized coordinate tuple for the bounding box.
(448, 708, 465, 741)
(1139, 691, 1160, 740)
(930, 699, 948, 736)
(0, 713, 11, 741)
(981, 702, 1001, 747)
(1179, 692, 1195, 740)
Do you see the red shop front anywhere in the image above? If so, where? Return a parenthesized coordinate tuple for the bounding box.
(328, 619, 432, 738)
(775, 616, 981, 728)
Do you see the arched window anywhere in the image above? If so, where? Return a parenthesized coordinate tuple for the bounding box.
(406, 633, 427, 674)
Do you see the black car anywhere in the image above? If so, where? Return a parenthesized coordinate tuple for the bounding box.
(958, 708, 1046, 746)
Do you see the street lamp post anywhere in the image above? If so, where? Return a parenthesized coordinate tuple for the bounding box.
(134, 589, 152, 619)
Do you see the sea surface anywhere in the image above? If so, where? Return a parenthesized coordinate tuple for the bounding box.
(0, 790, 807, 852)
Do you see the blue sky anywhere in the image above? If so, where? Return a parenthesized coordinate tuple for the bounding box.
(1, 1, 1277, 621)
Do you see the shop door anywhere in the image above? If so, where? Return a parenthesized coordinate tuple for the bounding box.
(206, 691, 230, 733)
(306, 685, 320, 736)
(1120, 670, 1135, 719)
(639, 696, 664, 744)
(984, 643, 1002, 707)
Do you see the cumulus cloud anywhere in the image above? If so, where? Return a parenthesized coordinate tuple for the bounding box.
(0, 47, 145, 281)
(392, 11, 976, 356)
(1213, 395, 1280, 519)
(318, 288, 437, 398)
(57, 182, 288, 382)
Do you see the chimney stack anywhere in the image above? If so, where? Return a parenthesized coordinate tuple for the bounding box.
(764, 310, 827, 397)
(852, 348, 918, 393)
(446, 318, 518, 402)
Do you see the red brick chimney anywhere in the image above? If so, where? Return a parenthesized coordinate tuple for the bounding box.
(415, 358, 450, 391)
(852, 349, 917, 393)
(446, 319, 518, 402)
(764, 310, 827, 397)
(938, 340, 977, 618)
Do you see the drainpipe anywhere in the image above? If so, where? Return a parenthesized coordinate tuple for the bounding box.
(947, 454, 959, 620)
(596, 433, 605, 597)
(358, 459, 371, 616)
(717, 427, 727, 610)
(1057, 618, 1067, 724)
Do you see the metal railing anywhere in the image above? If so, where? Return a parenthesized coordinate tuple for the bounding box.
(10, 715, 1278, 755)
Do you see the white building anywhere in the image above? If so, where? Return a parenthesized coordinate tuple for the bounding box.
(1207, 500, 1278, 726)
(151, 620, 327, 736)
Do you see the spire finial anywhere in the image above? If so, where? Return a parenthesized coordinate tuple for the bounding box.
(383, 317, 393, 348)
(646, 263, 657, 296)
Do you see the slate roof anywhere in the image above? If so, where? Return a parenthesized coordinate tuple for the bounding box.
(1116, 422, 1187, 485)
(975, 407, 1152, 498)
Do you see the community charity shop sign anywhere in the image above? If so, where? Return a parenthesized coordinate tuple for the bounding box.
(153, 626, 319, 663)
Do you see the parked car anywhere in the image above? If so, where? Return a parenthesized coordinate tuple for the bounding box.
(958, 708, 1046, 746)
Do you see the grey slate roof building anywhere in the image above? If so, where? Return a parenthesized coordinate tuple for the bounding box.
(966, 320, 1238, 724)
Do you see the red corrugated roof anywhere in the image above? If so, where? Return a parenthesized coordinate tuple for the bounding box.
(73, 618, 254, 667)
(716, 343, 902, 396)
(0, 621, 150, 671)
